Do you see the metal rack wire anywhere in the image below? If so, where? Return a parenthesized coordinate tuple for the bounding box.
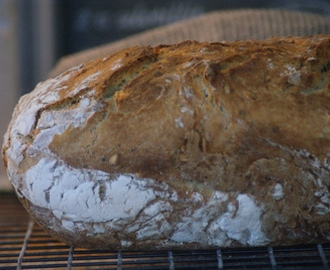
(1, 192, 329, 269)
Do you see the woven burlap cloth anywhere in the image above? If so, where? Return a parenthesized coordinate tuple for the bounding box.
(49, 9, 330, 77)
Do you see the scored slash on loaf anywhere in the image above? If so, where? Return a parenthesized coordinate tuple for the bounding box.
(2, 35, 330, 249)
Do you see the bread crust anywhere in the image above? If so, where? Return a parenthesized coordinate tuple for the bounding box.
(2, 35, 330, 249)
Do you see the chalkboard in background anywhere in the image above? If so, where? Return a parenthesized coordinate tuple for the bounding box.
(59, 0, 330, 55)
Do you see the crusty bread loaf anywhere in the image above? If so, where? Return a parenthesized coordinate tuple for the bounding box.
(2, 35, 330, 250)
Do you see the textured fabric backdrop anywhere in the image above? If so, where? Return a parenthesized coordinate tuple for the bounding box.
(49, 9, 330, 77)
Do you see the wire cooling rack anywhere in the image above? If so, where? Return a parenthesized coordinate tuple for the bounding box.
(1, 192, 329, 270)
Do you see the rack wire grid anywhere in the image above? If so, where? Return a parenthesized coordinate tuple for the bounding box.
(1, 192, 329, 270)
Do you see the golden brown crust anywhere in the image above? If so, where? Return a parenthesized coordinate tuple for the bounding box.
(51, 36, 330, 182)
(51, 36, 330, 245)
(3, 35, 330, 249)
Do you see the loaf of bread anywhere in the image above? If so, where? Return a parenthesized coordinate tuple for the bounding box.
(2, 35, 330, 249)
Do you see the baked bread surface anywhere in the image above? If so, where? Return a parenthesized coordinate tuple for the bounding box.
(2, 35, 330, 249)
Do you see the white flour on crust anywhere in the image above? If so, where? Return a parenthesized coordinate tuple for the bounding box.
(3, 68, 270, 248)
(22, 155, 268, 246)
(4, 62, 270, 248)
